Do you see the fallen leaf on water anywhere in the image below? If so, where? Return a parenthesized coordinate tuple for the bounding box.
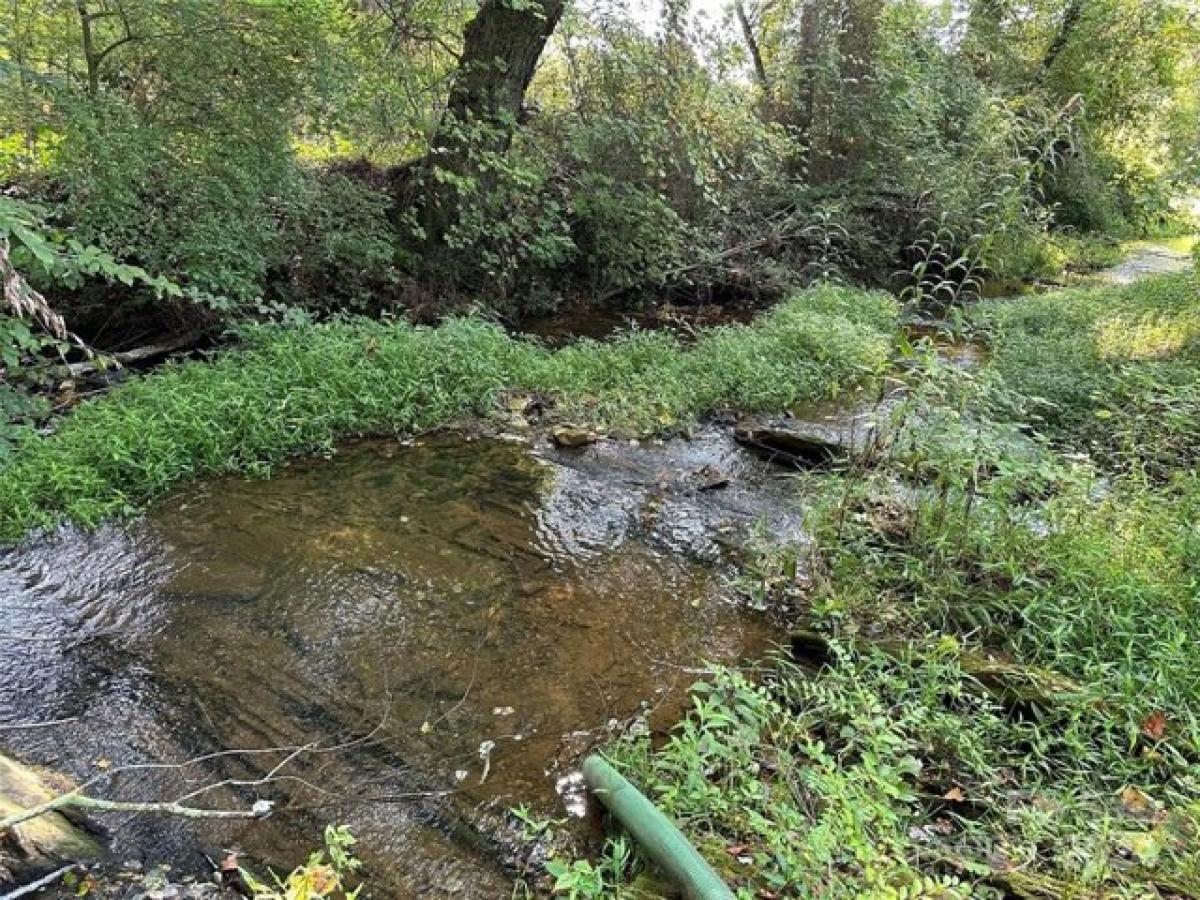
(94, 758, 112, 770)
(1142, 710, 1168, 740)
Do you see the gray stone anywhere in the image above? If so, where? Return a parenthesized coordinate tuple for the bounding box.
(734, 406, 883, 466)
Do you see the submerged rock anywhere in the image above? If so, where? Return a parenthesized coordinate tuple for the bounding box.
(0, 752, 103, 885)
(539, 425, 806, 563)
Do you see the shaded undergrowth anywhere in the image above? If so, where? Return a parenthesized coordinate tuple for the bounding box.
(0, 285, 895, 542)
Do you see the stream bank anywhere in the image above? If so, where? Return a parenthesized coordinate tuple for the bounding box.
(2, 245, 1196, 897)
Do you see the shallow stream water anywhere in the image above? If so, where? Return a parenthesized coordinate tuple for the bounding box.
(0, 431, 801, 896)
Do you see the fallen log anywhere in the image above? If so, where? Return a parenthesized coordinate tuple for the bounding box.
(0, 754, 101, 888)
(66, 332, 201, 379)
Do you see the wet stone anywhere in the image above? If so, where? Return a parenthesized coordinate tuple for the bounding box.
(734, 405, 884, 466)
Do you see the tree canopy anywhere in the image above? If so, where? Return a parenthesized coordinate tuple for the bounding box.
(0, 1, 1195, 320)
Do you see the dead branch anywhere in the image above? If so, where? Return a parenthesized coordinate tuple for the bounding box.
(0, 864, 79, 900)
(65, 332, 201, 378)
(0, 793, 269, 831)
(0, 706, 398, 835)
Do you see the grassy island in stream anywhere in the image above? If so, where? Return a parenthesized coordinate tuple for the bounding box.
(0, 285, 894, 541)
(552, 271, 1200, 899)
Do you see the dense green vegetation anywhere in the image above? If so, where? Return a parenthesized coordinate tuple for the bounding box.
(563, 271, 1200, 899)
(1, 0, 1197, 334)
(1, 1, 1199, 898)
(979, 273, 1200, 473)
(0, 285, 893, 540)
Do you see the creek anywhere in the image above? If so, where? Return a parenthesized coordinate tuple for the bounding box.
(0, 430, 803, 896)
(4, 240, 1184, 895)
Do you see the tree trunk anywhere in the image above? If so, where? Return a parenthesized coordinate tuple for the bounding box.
(74, 1, 100, 97)
(420, 0, 566, 247)
(1041, 0, 1083, 72)
(795, 0, 821, 146)
(734, 2, 770, 91)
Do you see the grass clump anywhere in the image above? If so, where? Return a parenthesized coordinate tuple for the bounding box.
(0, 284, 895, 541)
(975, 271, 1200, 473)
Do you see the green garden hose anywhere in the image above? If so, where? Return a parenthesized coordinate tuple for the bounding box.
(581, 755, 735, 900)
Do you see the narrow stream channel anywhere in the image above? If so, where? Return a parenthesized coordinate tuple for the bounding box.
(0, 431, 799, 896)
(6, 241, 1186, 895)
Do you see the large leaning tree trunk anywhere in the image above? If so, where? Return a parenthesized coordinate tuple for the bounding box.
(420, 0, 566, 249)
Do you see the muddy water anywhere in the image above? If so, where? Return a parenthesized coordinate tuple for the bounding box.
(0, 432, 795, 896)
(518, 304, 757, 347)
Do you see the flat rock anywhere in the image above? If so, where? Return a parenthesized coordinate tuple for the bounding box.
(734, 406, 883, 466)
(550, 425, 598, 448)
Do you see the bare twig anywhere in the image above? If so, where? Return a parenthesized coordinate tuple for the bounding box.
(0, 717, 79, 731)
(0, 864, 79, 900)
(0, 792, 268, 831)
(0, 706, 399, 834)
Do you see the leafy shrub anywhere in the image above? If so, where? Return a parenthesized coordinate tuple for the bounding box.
(0, 316, 52, 464)
(50, 96, 291, 307)
(267, 169, 399, 314)
(1045, 153, 1132, 237)
(568, 174, 687, 296)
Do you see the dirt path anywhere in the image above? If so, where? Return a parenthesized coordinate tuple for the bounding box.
(1100, 239, 1194, 285)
